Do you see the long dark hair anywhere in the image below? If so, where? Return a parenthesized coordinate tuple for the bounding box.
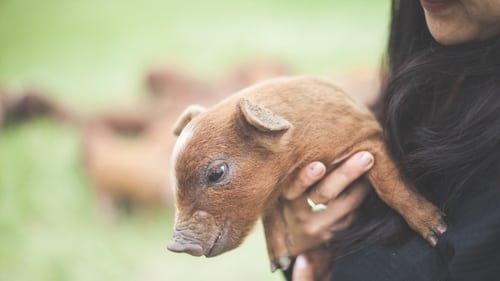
(333, 0, 500, 257)
(383, 0, 500, 209)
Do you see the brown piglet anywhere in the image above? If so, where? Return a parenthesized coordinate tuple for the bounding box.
(167, 76, 446, 280)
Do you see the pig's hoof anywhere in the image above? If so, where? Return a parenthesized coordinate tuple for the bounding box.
(413, 208, 447, 247)
(270, 255, 293, 272)
(425, 219, 447, 246)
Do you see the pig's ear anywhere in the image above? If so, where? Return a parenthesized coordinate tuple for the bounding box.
(173, 105, 206, 136)
(238, 98, 291, 132)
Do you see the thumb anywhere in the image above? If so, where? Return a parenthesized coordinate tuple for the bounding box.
(292, 255, 314, 281)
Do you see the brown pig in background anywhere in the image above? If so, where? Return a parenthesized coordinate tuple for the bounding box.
(167, 76, 447, 280)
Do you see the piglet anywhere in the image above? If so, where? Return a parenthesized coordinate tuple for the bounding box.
(167, 76, 446, 280)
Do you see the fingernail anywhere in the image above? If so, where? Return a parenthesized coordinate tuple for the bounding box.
(309, 162, 324, 178)
(357, 152, 374, 168)
(295, 255, 308, 270)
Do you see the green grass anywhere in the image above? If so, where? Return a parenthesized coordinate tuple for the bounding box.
(0, 1, 389, 280)
(0, 0, 389, 107)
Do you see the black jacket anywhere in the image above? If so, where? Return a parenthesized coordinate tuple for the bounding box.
(283, 177, 500, 281)
(330, 181, 500, 281)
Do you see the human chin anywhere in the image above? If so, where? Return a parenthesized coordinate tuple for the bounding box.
(429, 27, 479, 45)
(425, 14, 480, 45)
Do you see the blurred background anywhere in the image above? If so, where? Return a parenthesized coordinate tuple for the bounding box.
(0, 1, 389, 280)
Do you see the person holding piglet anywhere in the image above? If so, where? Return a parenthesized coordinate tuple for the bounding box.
(286, 1, 500, 280)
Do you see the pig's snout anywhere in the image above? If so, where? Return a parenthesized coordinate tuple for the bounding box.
(167, 211, 222, 256)
(167, 230, 206, 256)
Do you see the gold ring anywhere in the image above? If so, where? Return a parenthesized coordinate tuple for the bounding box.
(306, 197, 327, 213)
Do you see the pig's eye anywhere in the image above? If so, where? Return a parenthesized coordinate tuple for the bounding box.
(207, 162, 229, 184)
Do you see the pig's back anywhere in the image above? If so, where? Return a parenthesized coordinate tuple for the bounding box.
(240, 76, 383, 163)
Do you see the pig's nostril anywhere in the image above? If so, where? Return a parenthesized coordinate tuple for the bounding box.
(167, 240, 204, 256)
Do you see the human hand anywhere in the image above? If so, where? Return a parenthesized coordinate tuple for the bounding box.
(291, 255, 314, 281)
(282, 151, 374, 255)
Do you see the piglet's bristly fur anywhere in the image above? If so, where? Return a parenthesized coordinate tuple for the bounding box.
(167, 76, 446, 281)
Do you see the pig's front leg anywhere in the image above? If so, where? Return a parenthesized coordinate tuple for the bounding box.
(262, 199, 293, 272)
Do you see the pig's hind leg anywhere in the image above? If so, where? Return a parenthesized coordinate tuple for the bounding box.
(364, 139, 447, 245)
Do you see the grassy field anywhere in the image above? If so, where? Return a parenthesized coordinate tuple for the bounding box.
(0, 1, 389, 280)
